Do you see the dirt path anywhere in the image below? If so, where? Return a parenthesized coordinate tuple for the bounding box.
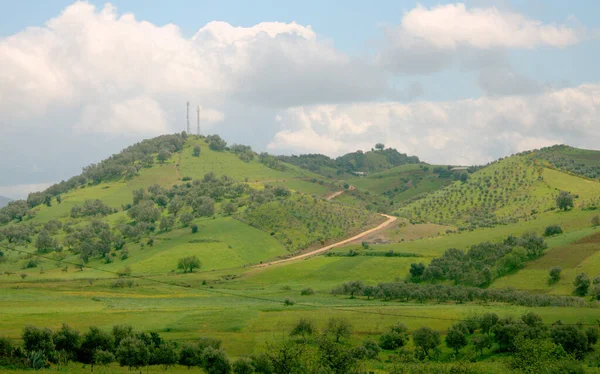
(255, 213, 397, 267)
(325, 185, 355, 201)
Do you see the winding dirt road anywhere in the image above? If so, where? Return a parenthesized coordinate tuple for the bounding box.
(255, 213, 397, 267)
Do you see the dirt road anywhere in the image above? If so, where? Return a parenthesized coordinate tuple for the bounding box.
(255, 213, 397, 267)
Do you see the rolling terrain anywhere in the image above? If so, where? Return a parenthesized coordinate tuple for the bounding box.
(1, 134, 600, 373)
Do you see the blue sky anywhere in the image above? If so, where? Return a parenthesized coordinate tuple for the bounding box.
(0, 1, 599, 198)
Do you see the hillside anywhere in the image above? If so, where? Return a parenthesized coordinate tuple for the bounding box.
(396, 153, 600, 229)
(277, 145, 421, 178)
(529, 144, 600, 180)
(0, 196, 11, 208)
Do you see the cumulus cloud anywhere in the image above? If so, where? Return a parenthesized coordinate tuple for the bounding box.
(378, 3, 583, 74)
(268, 84, 600, 165)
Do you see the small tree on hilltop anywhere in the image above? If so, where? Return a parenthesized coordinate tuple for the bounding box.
(375, 143, 385, 150)
(157, 149, 172, 164)
(193, 145, 201, 157)
(556, 191, 574, 211)
(178, 256, 201, 273)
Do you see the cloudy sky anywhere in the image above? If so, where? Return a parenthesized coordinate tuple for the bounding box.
(1, 0, 599, 198)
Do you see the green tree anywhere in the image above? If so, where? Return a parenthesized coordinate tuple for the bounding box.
(550, 324, 589, 359)
(53, 324, 81, 360)
(573, 272, 590, 296)
(472, 335, 491, 356)
(290, 318, 315, 342)
(157, 149, 172, 164)
(35, 229, 57, 253)
(178, 256, 201, 273)
(379, 322, 409, 350)
(544, 225, 563, 237)
(549, 266, 562, 284)
(189, 196, 215, 217)
(22, 326, 55, 357)
(128, 200, 161, 223)
(592, 215, 600, 227)
(179, 212, 194, 227)
(151, 342, 178, 370)
(179, 342, 202, 368)
(326, 318, 352, 343)
(413, 327, 440, 357)
(201, 347, 232, 374)
(116, 336, 150, 370)
(93, 350, 115, 366)
(168, 197, 184, 217)
(446, 326, 468, 354)
(78, 326, 114, 364)
(159, 216, 175, 232)
(232, 357, 255, 374)
(556, 191, 574, 211)
(222, 202, 238, 215)
(375, 143, 385, 150)
(193, 145, 201, 157)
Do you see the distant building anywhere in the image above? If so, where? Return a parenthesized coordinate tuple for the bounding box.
(450, 167, 469, 171)
(353, 171, 368, 177)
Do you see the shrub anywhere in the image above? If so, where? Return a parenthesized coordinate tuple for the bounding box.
(191, 224, 199, 234)
(573, 273, 590, 296)
(379, 323, 409, 350)
(549, 267, 562, 284)
(283, 297, 295, 306)
(300, 288, 314, 295)
(544, 225, 563, 237)
(593, 215, 600, 227)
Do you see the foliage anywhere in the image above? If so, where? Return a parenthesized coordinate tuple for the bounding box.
(573, 273, 590, 296)
(178, 256, 201, 273)
(549, 266, 562, 284)
(379, 323, 409, 350)
(556, 191, 574, 211)
(412, 327, 440, 357)
(544, 224, 563, 237)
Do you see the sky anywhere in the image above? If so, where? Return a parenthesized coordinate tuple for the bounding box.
(1, 0, 599, 199)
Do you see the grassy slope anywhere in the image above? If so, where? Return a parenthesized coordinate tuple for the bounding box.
(348, 164, 454, 205)
(396, 154, 600, 228)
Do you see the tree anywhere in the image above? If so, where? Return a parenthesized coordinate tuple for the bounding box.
(472, 335, 491, 356)
(446, 326, 468, 354)
(550, 324, 589, 359)
(190, 196, 215, 217)
(22, 326, 55, 357)
(168, 197, 184, 217)
(78, 326, 114, 364)
(128, 200, 161, 223)
(574, 272, 590, 296)
(592, 215, 600, 227)
(157, 149, 172, 164)
(191, 224, 199, 234)
(93, 350, 115, 366)
(342, 280, 364, 298)
(207, 135, 227, 151)
(116, 336, 150, 370)
(409, 262, 425, 281)
(375, 143, 385, 150)
(326, 318, 352, 343)
(193, 145, 201, 157)
(222, 202, 237, 215)
(178, 256, 201, 273)
(201, 347, 232, 374)
(233, 357, 255, 374)
(159, 216, 175, 232)
(544, 224, 563, 237)
(35, 229, 57, 253)
(556, 191, 574, 211)
(53, 324, 81, 360)
(549, 266, 562, 284)
(379, 322, 409, 350)
(412, 327, 440, 357)
(151, 342, 178, 370)
(179, 342, 202, 368)
(290, 318, 315, 342)
(179, 212, 194, 227)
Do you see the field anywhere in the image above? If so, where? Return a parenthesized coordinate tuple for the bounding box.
(2, 135, 600, 372)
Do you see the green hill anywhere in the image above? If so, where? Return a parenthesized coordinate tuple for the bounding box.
(529, 144, 600, 180)
(396, 153, 600, 229)
(277, 145, 421, 178)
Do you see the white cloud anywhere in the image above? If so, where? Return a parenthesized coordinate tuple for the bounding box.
(0, 183, 54, 200)
(268, 84, 600, 165)
(378, 3, 583, 74)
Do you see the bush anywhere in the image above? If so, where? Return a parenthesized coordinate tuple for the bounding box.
(549, 266, 562, 284)
(283, 297, 295, 306)
(593, 215, 600, 227)
(379, 323, 409, 350)
(300, 287, 314, 295)
(544, 225, 563, 237)
(191, 224, 199, 234)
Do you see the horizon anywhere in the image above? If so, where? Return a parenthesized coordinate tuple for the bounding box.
(2, 1, 599, 197)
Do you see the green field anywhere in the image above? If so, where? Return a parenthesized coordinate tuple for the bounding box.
(2, 135, 600, 372)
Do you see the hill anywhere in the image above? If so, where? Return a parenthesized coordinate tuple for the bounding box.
(277, 145, 421, 178)
(529, 144, 600, 180)
(0, 196, 11, 208)
(396, 153, 600, 229)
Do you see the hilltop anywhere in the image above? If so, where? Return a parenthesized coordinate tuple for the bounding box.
(528, 144, 600, 180)
(0, 196, 11, 208)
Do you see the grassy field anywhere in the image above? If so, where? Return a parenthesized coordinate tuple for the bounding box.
(3, 137, 600, 372)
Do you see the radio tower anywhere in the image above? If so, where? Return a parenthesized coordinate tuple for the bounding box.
(197, 106, 200, 136)
(186, 101, 190, 134)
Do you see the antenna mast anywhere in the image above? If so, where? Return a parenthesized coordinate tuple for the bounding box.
(197, 106, 200, 136)
(186, 101, 190, 134)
